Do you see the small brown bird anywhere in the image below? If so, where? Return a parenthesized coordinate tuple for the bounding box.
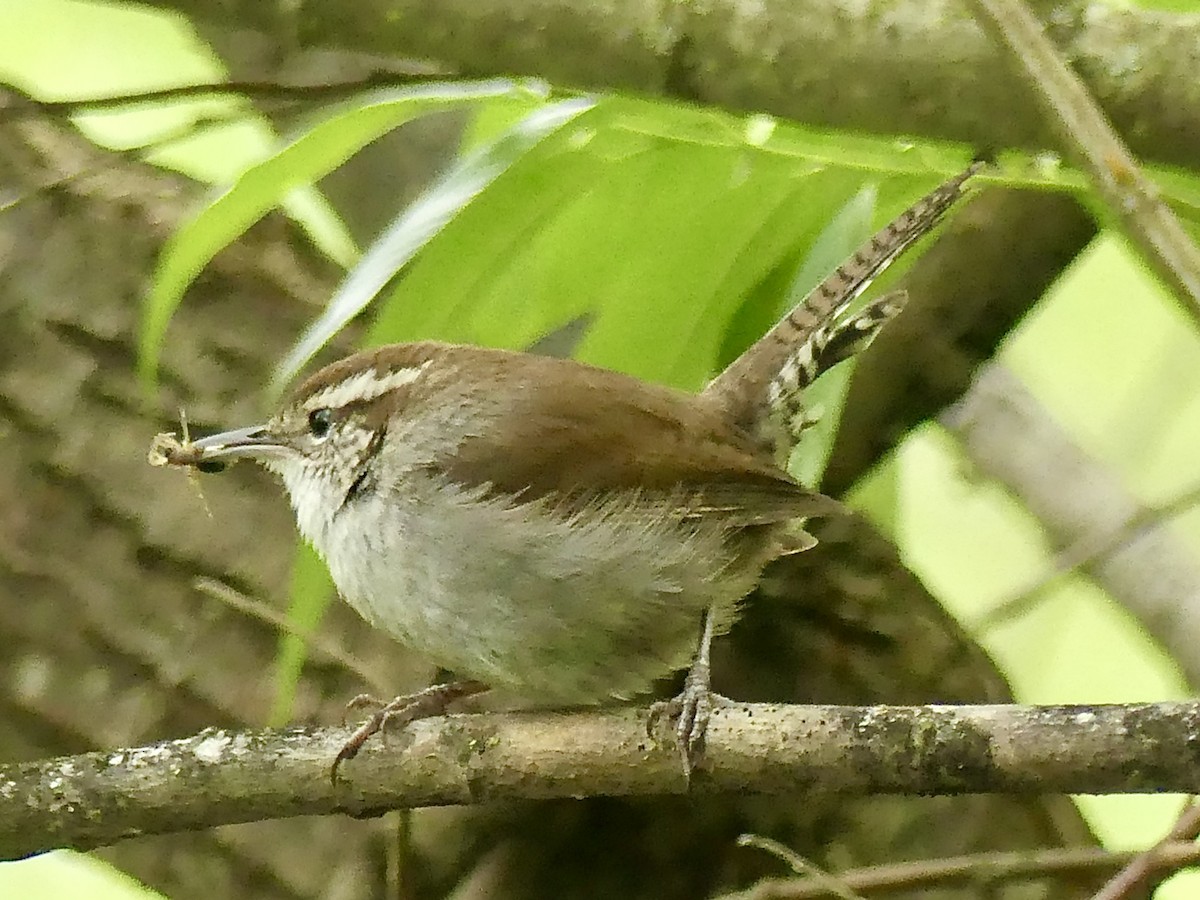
(154, 162, 983, 779)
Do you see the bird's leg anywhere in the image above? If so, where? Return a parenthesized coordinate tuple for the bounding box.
(650, 605, 729, 779)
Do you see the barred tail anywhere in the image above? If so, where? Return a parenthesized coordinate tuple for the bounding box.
(705, 160, 985, 435)
(764, 288, 907, 413)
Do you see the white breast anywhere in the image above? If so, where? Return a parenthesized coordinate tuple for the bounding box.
(309, 473, 765, 704)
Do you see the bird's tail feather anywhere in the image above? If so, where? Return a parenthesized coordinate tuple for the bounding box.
(705, 161, 985, 443)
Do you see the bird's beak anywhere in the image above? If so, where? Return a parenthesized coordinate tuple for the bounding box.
(189, 425, 289, 462)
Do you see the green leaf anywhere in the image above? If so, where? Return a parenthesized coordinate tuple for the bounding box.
(268, 542, 335, 727)
(363, 98, 970, 392)
(271, 96, 593, 392)
(139, 78, 548, 390)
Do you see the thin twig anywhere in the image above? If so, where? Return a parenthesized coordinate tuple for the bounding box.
(977, 479, 1200, 631)
(967, 0, 1200, 321)
(1091, 800, 1200, 900)
(718, 841, 1200, 899)
(737, 834, 866, 900)
(193, 577, 392, 696)
(944, 365, 1200, 688)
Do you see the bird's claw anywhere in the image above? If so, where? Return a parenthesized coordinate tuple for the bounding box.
(331, 680, 487, 786)
(648, 674, 729, 781)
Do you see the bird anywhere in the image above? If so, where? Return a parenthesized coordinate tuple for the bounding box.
(151, 160, 984, 781)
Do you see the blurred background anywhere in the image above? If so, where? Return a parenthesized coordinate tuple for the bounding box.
(2, 0, 1200, 897)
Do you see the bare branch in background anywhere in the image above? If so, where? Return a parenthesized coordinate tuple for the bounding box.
(978, 480, 1200, 633)
(1091, 801, 1200, 900)
(192, 578, 392, 697)
(943, 365, 1200, 689)
(719, 840, 1200, 900)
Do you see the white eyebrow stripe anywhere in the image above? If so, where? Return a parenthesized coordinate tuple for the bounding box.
(307, 361, 431, 409)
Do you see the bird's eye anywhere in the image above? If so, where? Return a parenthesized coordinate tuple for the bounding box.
(307, 408, 333, 438)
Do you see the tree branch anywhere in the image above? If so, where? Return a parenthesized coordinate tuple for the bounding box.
(140, 0, 1200, 169)
(967, 0, 1200, 319)
(4, 701, 1199, 861)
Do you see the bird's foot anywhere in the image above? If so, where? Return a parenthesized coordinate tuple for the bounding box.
(648, 666, 731, 782)
(332, 680, 487, 784)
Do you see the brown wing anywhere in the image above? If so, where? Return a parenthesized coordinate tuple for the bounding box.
(436, 351, 839, 526)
